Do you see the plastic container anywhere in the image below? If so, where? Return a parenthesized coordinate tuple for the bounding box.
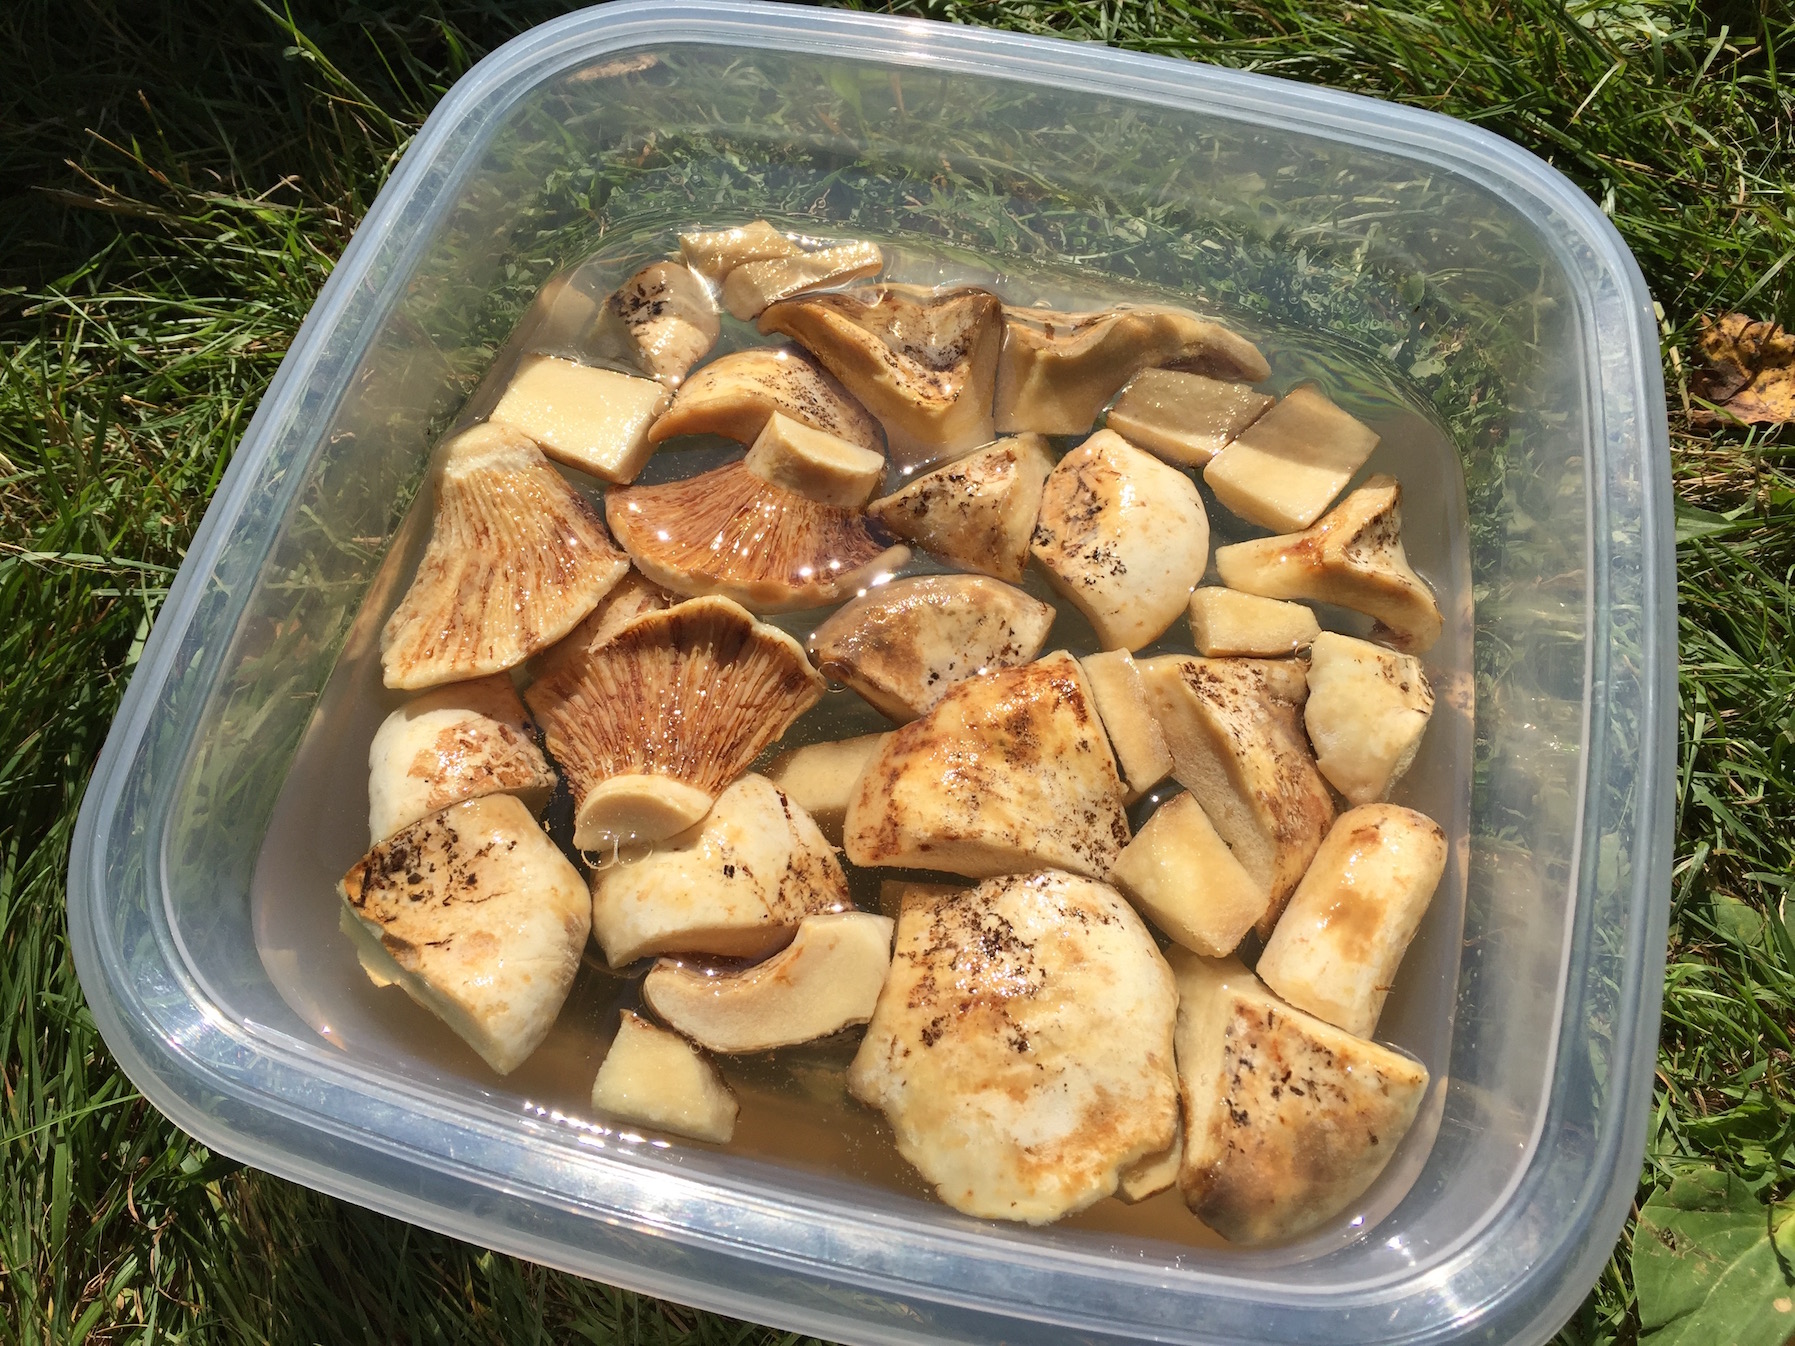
(68, 4, 1675, 1343)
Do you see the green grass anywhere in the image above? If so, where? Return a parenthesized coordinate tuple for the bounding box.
(2, 0, 1791, 1342)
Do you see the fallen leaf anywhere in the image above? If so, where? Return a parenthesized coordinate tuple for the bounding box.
(1693, 314, 1795, 424)
(1713, 893, 1769, 945)
(1632, 1167, 1795, 1346)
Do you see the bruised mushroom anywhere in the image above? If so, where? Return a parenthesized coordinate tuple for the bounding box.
(722, 241, 884, 320)
(590, 1010, 737, 1144)
(743, 410, 887, 507)
(865, 434, 1054, 582)
(646, 347, 882, 452)
(591, 260, 719, 387)
(488, 353, 672, 484)
(1105, 368, 1273, 467)
(1304, 631, 1435, 804)
(1204, 385, 1380, 532)
(678, 220, 800, 286)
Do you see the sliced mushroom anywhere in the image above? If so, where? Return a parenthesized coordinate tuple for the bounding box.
(1256, 804, 1448, 1039)
(1213, 475, 1443, 652)
(678, 220, 800, 286)
(865, 434, 1054, 582)
(1304, 631, 1435, 804)
(646, 347, 882, 452)
(743, 410, 887, 507)
(722, 240, 884, 320)
(764, 733, 890, 845)
(1105, 368, 1273, 466)
(847, 872, 1179, 1224)
(524, 597, 825, 851)
(1119, 1118, 1183, 1202)
(591, 260, 719, 387)
(1204, 385, 1380, 532)
(606, 459, 909, 612)
(1109, 793, 1267, 956)
(367, 674, 556, 843)
(380, 424, 628, 690)
(338, 794, 588, 1074)
(842, 651, 1130, 880)
(1188, 587, 1321, 658)
(487, 353, 672, 484)
(1078, 649, 1173, 803)
(808, 574, 1055, 722)
(525, 569, 675, 684)
(994, 305, 1270, 436)
(759, 284, 1002, 470)
(589, 774, 849, 967)
(1136, 656, 1334, 934)
(642, 911, 895, 1052)
(1030, 429, 1210, 651)
(590, 1010, 737, 1144)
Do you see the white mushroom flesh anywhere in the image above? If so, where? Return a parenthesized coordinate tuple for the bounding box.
(866, 434, 1054, 582)
(488, 354, 672, 484)
(1304, 630, 1436, 804)
(1204, 384, 1381, 532)
(1105, 368, 1273, 466)
(590, 1010, 738, 1143)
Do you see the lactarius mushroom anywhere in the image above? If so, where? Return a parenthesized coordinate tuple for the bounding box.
(842, 651, 1130, 880)
(1137, 656, 1334, 933)
(1304, 631, 1435, 804)
(366, 674, 556, 842)
(606, 460, 909, 612)
(722, 240, 884, 320)
(488, 354, 672, 484)
(866, 434, 1054, 582)
(1078, 650, 1173, 803)
(764, 733, 890, 844)
(848, 873, 1178, 1224)
(807, 575, 1055, 721)
(593, 260, 719, 387)
(759, 284, 1002, 470)
(588, 774, 849, 967)
(647, 347, 882, 452)
(1031, 430, 1210, 651)
(678, 220, 800, 286)
(525, 569, 675, 683)
(380, 424, 628, 690)
(1204, 385, 1381, 532)
(590, 1010, 737, 1144)
(994, 305, 1270, 436)
(1119, 1119, 1183, 1202)
(1109, 793, 1267, 956)
(743, 410, 887, 507)
(1188, 587, 1320, 658)
(1105, 368, 1273, 467)
(1168, 949, 1428, 1244)
(524, 596, 825, 851)
(338, 794, 589, 1075)
(1213, 475, 1443, 653)
(643, 911, 895, 1052)
(1256, 804, 1448, 1038)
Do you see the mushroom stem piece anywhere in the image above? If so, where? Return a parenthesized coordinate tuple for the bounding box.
(488, 354, 672, 484)
(592, 261, 719, 387)
(590, 1011, 738, 1144)
(1203, 385, 1381, 532)
(1304, 630, 1436, 804)
(743, 410, 887, 507)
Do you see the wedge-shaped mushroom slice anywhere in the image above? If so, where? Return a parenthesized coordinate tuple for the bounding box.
(1110, 793, 1267, 956)
(764, 733, 890, 845)
(607, 459, 909, 612)
(744, 410, 887, 507)
(1119, 1118, 1183, 1202)
(525, 569, 675, 683)
(1305, 631, 1436, 804)
(643, 911, 895, 1052)
(1106, 369, 1273, 466)
(367, 675, 556, 842)
(488, 354, 672, 484)
(593, 261, 719, 387)
(1257, 804, 1448, 1038)
(808, 575, 1055, 722)
(1137, 656, 1334, 934)
(722, 240, 884, 320)
(525, 597, 825, 851)
(589, 774, 849, 967)
(866, 434, 1054, 582)
(1205, 385, 1380, 532)
(994, 305, 1270, 436)
(647, 347, 882, 452)
(1031, 430, 1210, 651)
(381, 424, 628, 690)
(591, 1010, 737, 1143)
(1188, 587, 1320, 658)
(848, 872, 1179, 1224)
(1213, 475, 1443, 653)
(678, 220, 800, 286)
(1079, 650, 1172, 804)
(842, 651, 1130, 879)
(760, 284, 1002, 470)
(338, 794, 589, 1075)
(1169, 948, 1428, 1244)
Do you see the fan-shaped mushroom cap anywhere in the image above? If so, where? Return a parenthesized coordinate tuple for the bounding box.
(1304, 631, 1435, 805)
(525, 569, 675, 684)
(1212, 475, 1443, 653)
(380, 423, 628, 690)
(646, 347, 882, 452)
(590, 1010, 737, 1144)
(607, 459, 909, 612)
(865, 434, 1054, 582)
(994, 305, 1270, 436)
(488, 354, 673, 484)
(679, 220, 800, 286)
(1106, 368, 1273, 467)
(594, 260, 719, 387)
(759, 284, 1002, 470)
(524, 596, 825, 851)
(722, 240, 884, 320)
(1204, 385, 1381, 532)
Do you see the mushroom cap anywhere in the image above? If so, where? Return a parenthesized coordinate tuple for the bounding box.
(865, 434, 1055, 583)
(647, 346, 883, 452)
(597, 260, 719, 387)
(607, 459, 909, 613)
(379, 423, 629, 690)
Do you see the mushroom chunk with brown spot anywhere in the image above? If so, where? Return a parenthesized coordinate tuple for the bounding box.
(764, 733, 890, 845)
(380, 423, 628, 690)
(488, 354, 673, 484)
(866, 434, 1054, 582)
(1105, 368, 1273, 467)
(1304, 631, 1436, 805)
(722, 240, 884, 320)
(807, 575, 1055, 722)
(1204, 385, 1381, 532)
(848, 872, 1179, 1224)
(591, 260, 719, 387)
(647, 347, 883, 452)
(591, 1010, 738, 1144)
(678, 220, 801, 287)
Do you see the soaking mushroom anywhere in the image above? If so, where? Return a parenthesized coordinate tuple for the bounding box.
(1105, 368, 1273, 467)
(1109, 793, 1267, 956)
(1187, 587, 1321, 658)
(865, 433, 1054, 582)
(488, 353, 673, 484)
(1304, 631, 1436, 804)
(722, 240, 884, 320)
(764, 733, 891, 845)
(1078, 649, 1173, 803)
(743, 410, 888, 507)
(647, 347, 883, 452)
(590, 1010, 738, 1144)
(591, 260, 719, 387)
(678, 219, 801, 286)
(1203, 385, 1381, 533)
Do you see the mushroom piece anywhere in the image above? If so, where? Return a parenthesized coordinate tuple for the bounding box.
(678, 220, 801, 287)
(1078, 649, 1173, 803)
(1213, 475, 1443, 653)
(865, 434, 1054, 582)
(849, 872, 1179, 1224)
(994, 305, 1270, 436)
(1109, 793, 1267, 956)
(722, 240, 884, 320)
(524, 596, 825, 852)
(1304, 631, 1436, 804)
(380, 424, 628, 690)
(588, 774, 849, 967)
(807, 575, 1055, 722)
(643, 911, 896, 1053)
(646, 347, 883, 452)
(590, 1010, 738, 1144)
(366, 674, 556, 842)
(525, 569, 675, 683)
(1204, 385, 1381, 532)
(759, 284, 1002, 470)
(1188, 587, 1321, 658)
(842, 651, 1130, 880)
(743, 410, 887, 507)
(1105, 369, 1273, 467)
(764, 733, 890, 845)
(1257, 804, 1448, 1038)
(606, 459, 909, 613)
(1119, 1119, 1183, 1202)
(1030, 430, 1210, 651)
(1137, 656, 1334, 934)
(1168, 948, 1429, 1244)
(338, 794, 589, 1075)
(591, 260, 719, 387)
(488, 353, 673, 484)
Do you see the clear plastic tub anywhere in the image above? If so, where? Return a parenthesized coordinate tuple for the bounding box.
(67, 4, 1675, 1343)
